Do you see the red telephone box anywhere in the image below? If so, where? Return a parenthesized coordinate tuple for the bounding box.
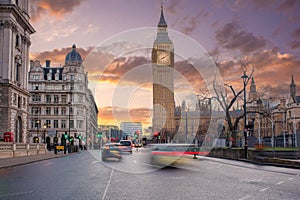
(4, 132, 14, 142)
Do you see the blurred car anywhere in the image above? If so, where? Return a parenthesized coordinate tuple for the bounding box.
(132, 140, 142, 148)
(118, 140, 133, 154)
(149, 144, 201, 167)
(101, 143, 122, 161)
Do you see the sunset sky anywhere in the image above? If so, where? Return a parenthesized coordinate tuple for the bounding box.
(29, 0, 300, 127)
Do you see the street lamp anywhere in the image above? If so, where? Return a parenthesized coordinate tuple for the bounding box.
(43, 123, 46, 144)
(68, 101, 71, 137)
(241, 71, 248, 159)
(36, 120, 40, 143)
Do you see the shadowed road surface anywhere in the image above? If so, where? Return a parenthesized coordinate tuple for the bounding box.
(0, 149, 299, 200)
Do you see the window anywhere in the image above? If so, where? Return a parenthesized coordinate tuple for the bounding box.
(32, 95, 41, 102)
(70, 120, 74, 129)
(61, 120, 66, 128)
(71, 84, 74, 91)
(61, 95, 67, 103)
(55, 74, 59, 80)
(23, 97, 26, 107)
(77, 107, 82, 115)
(54, 107, 59, 115)
(47, 85, 53, 90)
(33, 75, 40, 80)
(46, 107, 51, 115)
(18, 96, 21, 108)
(34, 119, 40, 128)
(16, 64, 20, 82)
(61, 107, 66, 115)
(77, 120, 83, 129)
(31, 107, 40, 115)
(70, 107, 73, 115)
(53, 95, 59, 103)
(62, 85, 65, 90)
(46, 120, 51, 128)
(15, 34, 19, 47)
(47, 74, 52, 80)
(46, 95, 51, 103)
(32, 84, 39, 90)
(54, 120, 58, 128)
(71, 75, 74, 80)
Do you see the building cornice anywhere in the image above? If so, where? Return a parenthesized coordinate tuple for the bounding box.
(0, 4, 35, 34)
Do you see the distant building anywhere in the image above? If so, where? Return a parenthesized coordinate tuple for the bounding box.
(98, 125, 119, 142)
(120, 122, 142, 139)
(28, 45, 98, 148)
(0, 0, 35, 143)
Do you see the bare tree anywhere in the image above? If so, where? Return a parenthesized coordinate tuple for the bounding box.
(211, 59, 254, 147)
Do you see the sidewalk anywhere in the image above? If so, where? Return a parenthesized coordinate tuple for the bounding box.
(0, 151, 69, 169)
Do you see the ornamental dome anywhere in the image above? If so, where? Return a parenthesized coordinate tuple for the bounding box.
(65, 44, 82, 65)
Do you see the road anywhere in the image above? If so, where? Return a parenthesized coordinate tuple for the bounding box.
(0, 148, 299, 200)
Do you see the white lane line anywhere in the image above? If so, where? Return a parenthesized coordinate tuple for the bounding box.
(276, 181, 284, 185)
(239, 195, 252, 200)
(288, 177, 294, 181)
(260, 187, 270, 192)
(0, 191, 33, 197)
(91, 161, 100, 165)
(102, 167, 114, 200)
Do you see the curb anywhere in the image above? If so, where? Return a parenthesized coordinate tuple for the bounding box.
(207, 155, 300, 169)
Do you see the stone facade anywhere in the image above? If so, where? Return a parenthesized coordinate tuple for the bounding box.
(0, 0, 35, 143)
(152, 4, 175, 134)
(28, 45, 98, 147)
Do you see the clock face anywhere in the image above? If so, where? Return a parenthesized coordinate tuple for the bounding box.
(157, 51, 171, 65)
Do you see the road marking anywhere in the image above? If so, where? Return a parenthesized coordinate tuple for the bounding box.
(276, 181, 284, 185)
(102, 167, 114, 200)
(0, 191, 33, 197)
(91, 161, 100, 165)
(239, 195, 252, 200)
(260, 187, 270, 192)
(288, 177, 294, 181)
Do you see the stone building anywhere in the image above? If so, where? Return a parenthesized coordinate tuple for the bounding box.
(28, 45, 98, 147)
(0, 0, 35, 143)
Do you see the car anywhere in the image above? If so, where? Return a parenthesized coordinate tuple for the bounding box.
(101, 143, 122, 161)
(118, 140, 133, 154)
(148, 143, 203, 167)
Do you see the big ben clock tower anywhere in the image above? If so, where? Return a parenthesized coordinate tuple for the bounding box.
(152, 3, 175, 136)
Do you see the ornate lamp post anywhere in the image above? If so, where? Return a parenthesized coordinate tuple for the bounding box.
(43, 123, 46, 144)
(241, 71, 248, 159)
(36, 120, 40, 143)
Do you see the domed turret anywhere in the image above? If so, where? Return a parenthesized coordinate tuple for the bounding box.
(65, 44, 82, 65)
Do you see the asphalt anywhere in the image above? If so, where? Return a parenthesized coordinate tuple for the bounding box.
(0, 150, 300, 169)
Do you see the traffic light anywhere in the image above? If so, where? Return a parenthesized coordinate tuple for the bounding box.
(54, 136, 58, 144)
(64, 134, 68, 140)
(69, 136, 74, 146)
(78, 134, 82, 139)
(97, 132, 102, 138)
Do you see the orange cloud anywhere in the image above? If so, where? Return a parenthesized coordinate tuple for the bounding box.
(98, 106, 152, 127)
(30, 0, 85, 21)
